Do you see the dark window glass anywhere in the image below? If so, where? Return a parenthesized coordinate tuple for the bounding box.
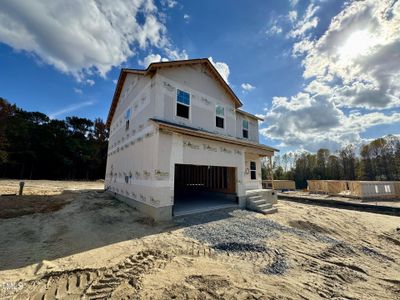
(125, 120, 130, 130)
(243, 129, 248, 138)
(216, 116, 224, 128)
(250, 161, 256, 180)
(177, 103, 189, 118)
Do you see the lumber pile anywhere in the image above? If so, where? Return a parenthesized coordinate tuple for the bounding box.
(262, 180, 296, 190)
(307, 180, 400, 199)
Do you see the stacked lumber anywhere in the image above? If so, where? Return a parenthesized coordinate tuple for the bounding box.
(307, 180, 400, 199)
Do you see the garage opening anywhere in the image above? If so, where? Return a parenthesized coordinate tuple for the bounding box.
(173, 164, 237, 216)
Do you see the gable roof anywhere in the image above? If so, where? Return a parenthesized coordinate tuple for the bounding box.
(106, 58, 243, 128)
(236, 109, 264, 121)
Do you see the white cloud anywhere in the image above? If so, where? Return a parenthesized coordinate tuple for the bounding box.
(241, 83, 255, 92)
(164, 48, 188, 61)
(0, 0, 168, 79)
(138, 53, 167, 67)
(290, 0, 299, 8)
(261, 0, 400, 152)
(288, 4, 319, 38)
(86, 79, 95, 86)
(288, 10, 298, 23)
(299, 0, 400, 109)
(260, 93, 400, 152)
(208, 57, 230, 84)
(266, 25, 283, 36)
(73, 88, 83, 95)
(138, 49, 188, 67)
(161, 0, 177, 8)
(183, 14, 190, 22)
(265, 14, 284, 37)
(49, 101, 94, 119)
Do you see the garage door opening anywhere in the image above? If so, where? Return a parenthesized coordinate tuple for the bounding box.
(173, 164, 237, 216)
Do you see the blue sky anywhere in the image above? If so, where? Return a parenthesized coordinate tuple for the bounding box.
(0, 0, 399, 153)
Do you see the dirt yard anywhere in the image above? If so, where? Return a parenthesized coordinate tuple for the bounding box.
(0, 180, 399, 299)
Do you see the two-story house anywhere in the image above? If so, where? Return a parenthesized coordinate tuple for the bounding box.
(105, 58, 278, 220)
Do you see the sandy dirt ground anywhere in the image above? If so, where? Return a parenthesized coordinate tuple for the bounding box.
(0, 180, 399, 299)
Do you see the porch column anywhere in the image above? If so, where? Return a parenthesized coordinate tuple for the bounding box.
(269, 156, 274, 190)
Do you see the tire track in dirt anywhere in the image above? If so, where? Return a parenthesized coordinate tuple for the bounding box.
(9, 249, 170, 300)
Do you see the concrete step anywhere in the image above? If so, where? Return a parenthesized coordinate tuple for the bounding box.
(253, 199, 266, 205)
(248, 195, 263, 201)
(260, 207, 278, 215)
(257, 203, 273, 210)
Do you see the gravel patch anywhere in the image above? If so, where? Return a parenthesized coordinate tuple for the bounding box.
(262, 255, 288, 275)
(361, 246, 395, 262)
(182, 209, 338, 250)
(180, 209, 340, 276)
(213, 242, 268, 253)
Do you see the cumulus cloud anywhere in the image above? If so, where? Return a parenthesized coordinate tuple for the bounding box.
(183, 14, 190, 23)
(299, 0, 400, 109)
(86, 79, 95, 86)
(0, 0, 168, 79)
(260, 0, 400, 152)
(265, 15, 284, 37)
(208, 57, 230, 84)
(290, 0, 299, 8)
(138, 49, 188, 67)
(138, 53, 167, 67)
(73, 88, 83, 95)
(241, 83, 255, 92)
(288, 10, 298, 23)
(161, 0, 177, 8)
(260, 93, 400, 151)
(287, 4, 319, 38)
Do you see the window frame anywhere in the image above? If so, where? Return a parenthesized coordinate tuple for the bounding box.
(215, 104, 225, 129)
(250, 161, 257, 180)
(242, 119, 249, 139)
(175, 89, 191, 120)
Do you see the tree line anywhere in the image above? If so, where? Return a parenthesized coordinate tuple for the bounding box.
(0, 98, 108, 180)
(263, 136, 400, 188)
(1, 97, 399, 184)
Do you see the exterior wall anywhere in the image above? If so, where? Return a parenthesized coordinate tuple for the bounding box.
(105, 64, 269, 220)
(244, 153, 262, 190)
(153, 65, 259, 141)
(235, 113, 259, 143)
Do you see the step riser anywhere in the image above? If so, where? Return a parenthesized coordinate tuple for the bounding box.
(246, 192, 277, 214)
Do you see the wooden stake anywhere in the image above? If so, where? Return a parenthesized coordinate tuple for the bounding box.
(19, 181, 25, 196)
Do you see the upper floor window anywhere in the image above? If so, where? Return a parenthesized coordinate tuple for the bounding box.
(176, 89, 190, 119)
(216, 105, 224, 128)
(125, 109, 131, 131)
(242, 120, 249, 138)
(250, 161, 257, 180)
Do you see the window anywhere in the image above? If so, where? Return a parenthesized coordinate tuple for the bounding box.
(216, 105, 225, 128)
(176, 89, 190, 119)
(384, 185, 391, 193)
(125, 109, 131, 131)
(250, 161, 257, 180)
(242, 120, 249, 138)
